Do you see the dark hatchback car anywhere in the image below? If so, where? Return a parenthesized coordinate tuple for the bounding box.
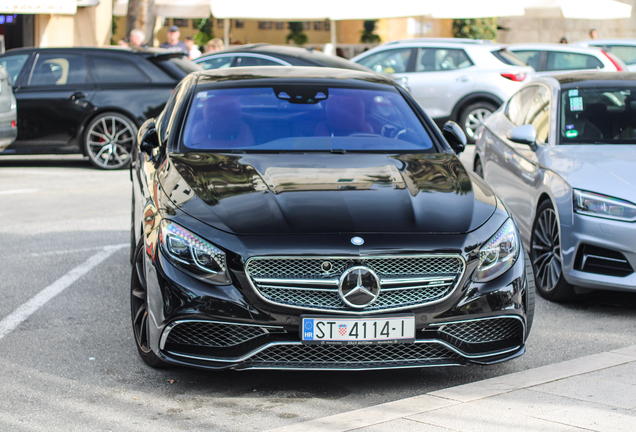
(0, 47, 201, 169)
(194, 44, 370, 72)
(131, 67, 535, 370)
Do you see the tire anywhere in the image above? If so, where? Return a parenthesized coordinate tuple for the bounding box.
(530, 200, 575, 302)
(523, 248, 536, 338)
(474, 156, 484, 178)
(458, 102, 497, 144)
(85, 112, 138, 170)
(131, 240, 170, 368)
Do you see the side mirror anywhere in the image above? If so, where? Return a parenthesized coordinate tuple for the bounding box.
(139, 119, 159, 155)
(443, 121, 466, 154)
(508, 124, 537, 147)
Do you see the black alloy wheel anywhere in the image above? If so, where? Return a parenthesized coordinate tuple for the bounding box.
(531, 200, 574, 301)
(85, 112, 138, 170)
(459, 101, 496, 144)
(131, 241, 169, 368)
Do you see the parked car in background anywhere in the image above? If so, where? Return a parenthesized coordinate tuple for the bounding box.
(194, 44, 370, 72)
(0, 47, 201, 169)
(130, 66, 535, 370)
(574, 39, 636, 72)
(474, 72, 636, 302)
(507, 43, 626, 76)
(350, 39, 534, 142)
(0, 65, 17, 152)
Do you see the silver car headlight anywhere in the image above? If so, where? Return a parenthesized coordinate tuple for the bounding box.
(573, 189, 636, 222)
(472, 219, 520, 282)
(159, 220, 231, 284)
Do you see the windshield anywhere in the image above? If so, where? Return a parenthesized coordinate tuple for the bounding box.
(560, 87, 636, 144)
(181, 86, 435, 152)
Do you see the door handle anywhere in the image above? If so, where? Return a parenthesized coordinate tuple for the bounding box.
(456, 76, 470, 82)
(70, 91, 87, 100)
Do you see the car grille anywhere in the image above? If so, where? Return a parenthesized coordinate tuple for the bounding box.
(575, 244, 634, 277)
(245, 255, 465, 312)
(241, 342, 463, 369)
(435, 318, 523, 344)
(165, 321, 274, 347)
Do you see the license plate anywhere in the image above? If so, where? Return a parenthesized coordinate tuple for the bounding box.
(300, 315, 415, 345)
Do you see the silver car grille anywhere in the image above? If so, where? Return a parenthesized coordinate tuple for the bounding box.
(435, 317, 523, 344)
(245, 255, 465, 312)
(242, 342, 463, 369)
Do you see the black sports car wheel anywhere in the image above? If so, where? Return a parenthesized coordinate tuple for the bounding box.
(85, 113, 137, 170)
(131, 241, 169, 367)
(531, 200, 574, 301)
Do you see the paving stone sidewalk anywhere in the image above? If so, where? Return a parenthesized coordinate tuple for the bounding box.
(267, 345, 636, 432)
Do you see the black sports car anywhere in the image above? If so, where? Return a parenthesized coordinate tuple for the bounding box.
(130, 66, 535, 370)
(0, 47, 201, 169)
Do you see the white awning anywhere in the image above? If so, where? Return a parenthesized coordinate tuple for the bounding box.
(0, 0, 77, 14)
(113, 0, 211, 18)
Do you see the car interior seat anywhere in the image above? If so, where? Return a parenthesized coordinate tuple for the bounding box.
(315, 95, 374, 137)
(30, 62, 62, 86)
(564, 99, 603, 141)
(188, 95, 254, 148)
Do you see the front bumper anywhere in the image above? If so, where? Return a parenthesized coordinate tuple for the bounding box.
(561, 213, 636, 292)
(143, 240, 530, 371)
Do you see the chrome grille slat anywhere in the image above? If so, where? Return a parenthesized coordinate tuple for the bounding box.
(436, 318, 523, 344)
(246, 255, 465, 312)
(243, 342, 463, 369)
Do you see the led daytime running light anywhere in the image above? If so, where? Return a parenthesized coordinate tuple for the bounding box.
(473, 219, 520, 282)
(573, 189, 636, 222)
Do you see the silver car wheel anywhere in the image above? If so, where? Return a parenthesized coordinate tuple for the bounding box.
(86, 114, 136, 169)
(531, 207, 562, 291)
(464, 108, 492, 140)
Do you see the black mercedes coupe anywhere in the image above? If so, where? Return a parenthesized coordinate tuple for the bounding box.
(130, 67, 535, 370)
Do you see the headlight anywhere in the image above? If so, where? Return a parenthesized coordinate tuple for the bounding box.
(472, 218, 520, 282)
(573, 189, 636, 222)
(159, 220, 231, 284)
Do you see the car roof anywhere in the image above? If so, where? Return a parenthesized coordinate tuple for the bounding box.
(535, 71, 636, 88)
(507, 43, 603, 54)
(2, 46, 185, 59)
(195, 66, 395, 87)
(367, 39, 503, 50)
(575, 39, 636, 46)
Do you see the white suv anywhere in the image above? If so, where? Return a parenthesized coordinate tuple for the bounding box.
(573, 39, 636, 72)
(351, 39, 534, 142)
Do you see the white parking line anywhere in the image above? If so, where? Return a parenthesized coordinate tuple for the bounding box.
(26, 246, 107, 257)
(0, 243, 128, 340)
(0, 189, 38, 195)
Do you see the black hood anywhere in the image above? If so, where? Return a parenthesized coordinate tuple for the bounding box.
(158, 152, 498, 235)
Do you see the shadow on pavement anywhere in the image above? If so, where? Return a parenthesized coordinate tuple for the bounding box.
(0, 155, 93, 169)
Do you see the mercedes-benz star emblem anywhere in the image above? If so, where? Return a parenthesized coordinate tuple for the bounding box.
(338, 266, 381, 309)
(351, 236, 364, 245)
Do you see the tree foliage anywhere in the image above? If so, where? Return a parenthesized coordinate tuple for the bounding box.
(286, 22, 308, 45)
(452, 18, 497, 41)
(192, 15, 215, 46)
(360, 20, 381, 44)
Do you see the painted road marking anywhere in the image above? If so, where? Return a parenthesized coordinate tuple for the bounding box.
(0, 189, 38, 195)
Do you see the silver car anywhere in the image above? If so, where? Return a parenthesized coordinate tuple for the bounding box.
(351, 39, 534, 142)
(474, 72, 636, 301)
(0, 64, 17, 151)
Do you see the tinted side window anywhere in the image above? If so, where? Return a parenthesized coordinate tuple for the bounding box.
(0, 54, 29, 85)
(27, 54, 89, 86)
(198, 56, 234, 70)
(546, 51, 603, 71)
(158, 83, 182, 143)
(512, 50, 542, 70)
(87, 55, 150, 84)
(603, 45, 636, 65)
(356, 48, 413, 74)
(524, 86, 551, 143)
(506, 87, 537, 126)
(415, 48, 473, 72)
(234, 56, 283, 67)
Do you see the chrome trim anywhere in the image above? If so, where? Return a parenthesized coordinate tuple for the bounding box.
(258, 284, 336, 293)
(429, 315, 526, 341)
(244, 254, 467, 315)
(253, 277, 339, 286)
(159, 319, 285, 350)
(380, 276, 457, 285)
(163, 338, 522, 364)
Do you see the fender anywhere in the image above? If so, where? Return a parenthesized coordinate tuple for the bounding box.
(450, 92, 505, 122)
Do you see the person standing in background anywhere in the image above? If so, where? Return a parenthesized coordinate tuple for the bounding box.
(590, 29, 598, 39)
(160, 26, 189, 55)
(129, 29, 147, 49)
(206, 38, 225, 53)
(185, 36, 202, 59)
(559, 37, 568, 44)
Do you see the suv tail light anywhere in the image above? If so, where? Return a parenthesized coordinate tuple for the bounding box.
(601, 50, 625, 71)
(500, 72, 526, 82)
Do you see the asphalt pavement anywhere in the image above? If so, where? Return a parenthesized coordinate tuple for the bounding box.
(1, 152, 636, 431)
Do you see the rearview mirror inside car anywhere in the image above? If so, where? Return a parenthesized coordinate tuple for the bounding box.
(508, 124, 537, 148)
(443, 121, 466, 155)
(139, 119, 159, 155)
